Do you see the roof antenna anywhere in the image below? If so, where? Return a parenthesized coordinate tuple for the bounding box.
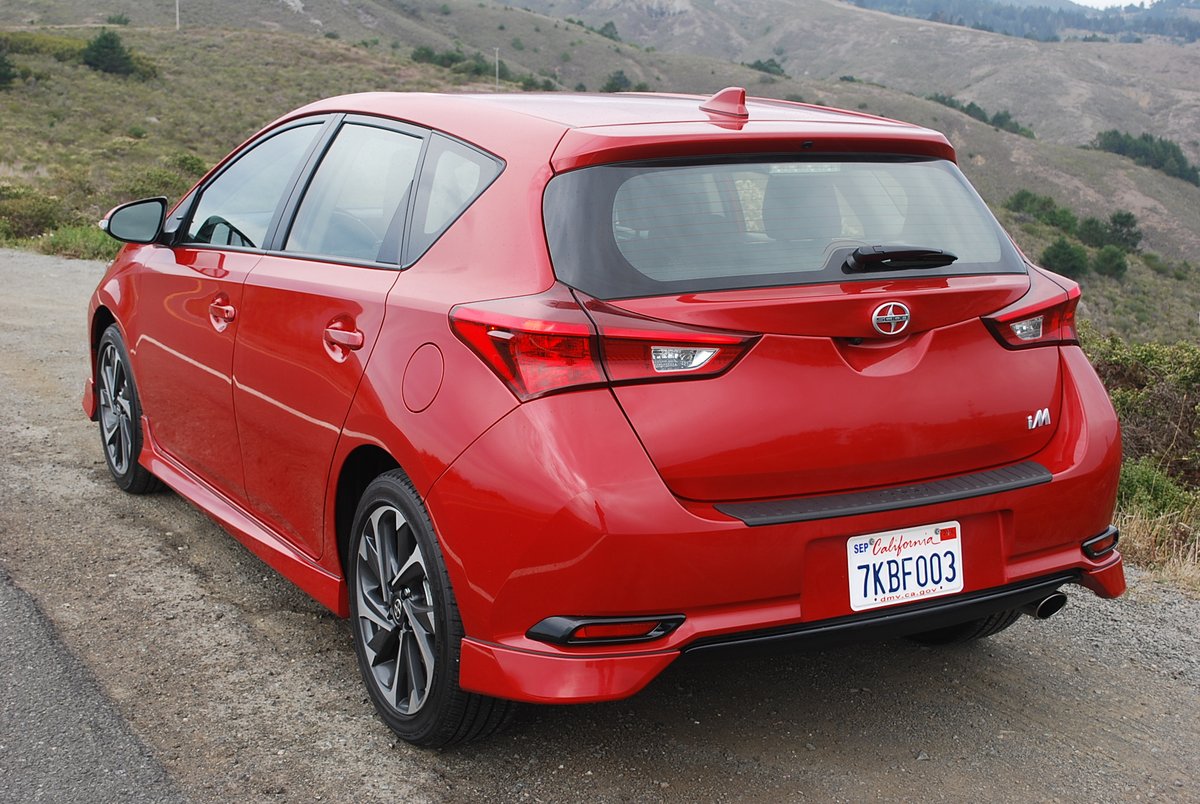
(700, 87, 749, 119)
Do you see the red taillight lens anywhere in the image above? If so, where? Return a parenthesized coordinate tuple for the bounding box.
(450, 285, 758, 400)
(985, 275, 1080, 350)
(449, 286, 605, 401)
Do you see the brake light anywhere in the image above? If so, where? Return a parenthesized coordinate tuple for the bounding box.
(984, 275, 1080, 350)
(450, 285, 757, 400)
(449, 285, 605, 400)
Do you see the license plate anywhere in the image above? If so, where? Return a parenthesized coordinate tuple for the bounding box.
(846, 521, 964, 611)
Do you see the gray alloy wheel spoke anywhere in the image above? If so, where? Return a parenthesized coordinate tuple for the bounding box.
(101, 414, 120, 445)
(359, 533, 383, 590)
(403, 598, 437, 682)
(117, 417, 133, 465)
(393, 638, 417, 710)
(401, 631, 427, 711)
(391, 543, 425, 595)
(367, 624, 400, 667)
(368, 507, 400, 604)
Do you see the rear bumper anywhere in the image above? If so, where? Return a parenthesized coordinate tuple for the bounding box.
(431, 346, 1123, 704)
(458, 558, 1123, 703)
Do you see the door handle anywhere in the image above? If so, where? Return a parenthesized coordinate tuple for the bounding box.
(324, 326, 364, 350)
(209, 302, 237, 323)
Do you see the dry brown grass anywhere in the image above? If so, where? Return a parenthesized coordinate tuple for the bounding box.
(1117, 506, 1200, 592)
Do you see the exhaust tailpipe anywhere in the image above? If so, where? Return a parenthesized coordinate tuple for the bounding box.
(1021, 591, 1067, 620)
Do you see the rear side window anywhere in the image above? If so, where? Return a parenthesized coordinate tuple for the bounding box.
(406, 134, 503, 265)
(183, 123, 321, 249)
(544, 158, 1025, 299)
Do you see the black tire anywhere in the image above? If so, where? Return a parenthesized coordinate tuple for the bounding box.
(907, 609, 1023, 646)
(348, 470, 516, 747)
(95, 325, 161, 494)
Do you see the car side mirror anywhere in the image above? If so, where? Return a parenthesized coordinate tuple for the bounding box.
(101, 197, 168, 244)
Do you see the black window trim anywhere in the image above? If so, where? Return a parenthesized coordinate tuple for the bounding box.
(171, 114, 339, 254)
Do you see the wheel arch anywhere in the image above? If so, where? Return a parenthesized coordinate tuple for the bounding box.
(89, 306, 118, 362)
(333, 444, 400, 579)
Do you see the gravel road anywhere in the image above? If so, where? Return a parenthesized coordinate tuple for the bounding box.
(1, 248, 1197, 803)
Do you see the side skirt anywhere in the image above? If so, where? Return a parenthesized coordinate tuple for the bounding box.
(137, 418, 349, 617)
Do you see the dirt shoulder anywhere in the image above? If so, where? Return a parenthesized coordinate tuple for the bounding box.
(0, 248, 1196, 802)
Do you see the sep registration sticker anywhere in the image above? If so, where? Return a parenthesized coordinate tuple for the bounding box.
(846, 521, 964, 611)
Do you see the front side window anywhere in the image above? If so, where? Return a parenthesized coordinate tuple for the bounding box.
(183, 123, 322, 249)
(285, 123, 424, 263)
(545, 158, 1025, 299)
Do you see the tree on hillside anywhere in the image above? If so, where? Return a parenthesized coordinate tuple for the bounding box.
(1040, 238, 1088, 278)
(1077, 216, 1108, 249)
(1106, 211, 1143, 252)
(598, 21, 620, 41)
(0, 47, 16, 89)
(82, 29, 135, 75)
(1078, 211, 1143, 253)
(601, 70, 631, 93)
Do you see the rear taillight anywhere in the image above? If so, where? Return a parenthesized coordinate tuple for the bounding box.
(450, 285, 757, 400)
(984, 274, 1080, 350)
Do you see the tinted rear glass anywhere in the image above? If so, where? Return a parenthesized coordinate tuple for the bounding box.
(543, 158, 1025, 299)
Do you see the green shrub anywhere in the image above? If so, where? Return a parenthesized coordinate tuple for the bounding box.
(0, 31, 86, 62)
(0, 191, 67, 238)
(1040, 237, 1089, 277)
(163, 153, 209, 177)
(83, 29, 135, 75)
(1083, 329, 1200, 486)
(1003, 189, 1076, 233)
(747, 58, 786, 76)
(1093, 129, 1200, 186)
(600, 70, 631, 93)
(33, 224, 121, 260)
(117, 166, 193, 201)
(0, 47, 16, 89)
(1078, 211, 1142, 252)
(1119, 456, 1197, 517)
(1093, 244, 1128, 278)
(106, 13, 131, 25)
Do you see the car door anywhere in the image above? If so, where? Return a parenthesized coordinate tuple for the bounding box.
(133, 120, 327, 498)
(231, 117, 425, 557)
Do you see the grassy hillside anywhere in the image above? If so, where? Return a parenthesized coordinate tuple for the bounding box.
(2, 6, 1199, 341)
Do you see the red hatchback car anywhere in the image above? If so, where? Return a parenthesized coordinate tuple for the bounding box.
(86, 88, 1125, 747)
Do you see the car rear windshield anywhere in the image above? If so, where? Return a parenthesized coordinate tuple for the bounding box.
(543, 157, 1026, 299)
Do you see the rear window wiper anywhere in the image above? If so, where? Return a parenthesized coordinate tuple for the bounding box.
(843, 245, 958, 273)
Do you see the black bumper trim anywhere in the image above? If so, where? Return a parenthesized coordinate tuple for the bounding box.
(715, 461, 1053, 527)
(683, 573, 1079, 655)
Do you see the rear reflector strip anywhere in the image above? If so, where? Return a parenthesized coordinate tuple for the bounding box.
(716, 461, 1053, 526)
(527, 615, 685, 646)
(1082, 526, 1120, 560)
